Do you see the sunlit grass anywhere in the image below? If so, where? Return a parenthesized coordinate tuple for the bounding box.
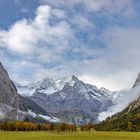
(0, 131, 140, 140)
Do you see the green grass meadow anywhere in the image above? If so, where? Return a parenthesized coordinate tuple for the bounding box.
(0, 131, 140, 140)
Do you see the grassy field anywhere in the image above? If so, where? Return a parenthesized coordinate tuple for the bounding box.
(0, 131, 140, 140)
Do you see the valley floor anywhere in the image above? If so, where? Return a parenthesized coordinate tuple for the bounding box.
(0, 131, 140, 140)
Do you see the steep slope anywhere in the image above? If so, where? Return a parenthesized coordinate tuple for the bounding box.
(95, 73, 140, 131)
(16, 75, 119, 124)
(0, 62, 58, 122)
(133, 72, 140, 88)
(0, 62, 26, 120)
(95, 98, 140, 131)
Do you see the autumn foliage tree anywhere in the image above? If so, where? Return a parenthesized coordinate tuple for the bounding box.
(80, 123, 94, 132)
(0, 121, 95, 132)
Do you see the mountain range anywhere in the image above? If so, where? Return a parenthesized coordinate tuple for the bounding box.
(0, 61, 140, 127)
(15, 75, 120, 124)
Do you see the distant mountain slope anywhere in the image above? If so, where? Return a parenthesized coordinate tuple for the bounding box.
(16, 75, 119, 124)
(133, 72, 140, 88)
(0, 62, 59, 123)
(95, 73, 140, 131)
(95, 98, 140, 131)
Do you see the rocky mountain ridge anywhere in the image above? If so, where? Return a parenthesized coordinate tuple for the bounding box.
(0, 62, 59, 123)
(16, 75, 119, 124)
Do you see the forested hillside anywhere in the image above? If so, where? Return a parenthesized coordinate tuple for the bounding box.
(95, 98, 140, 131)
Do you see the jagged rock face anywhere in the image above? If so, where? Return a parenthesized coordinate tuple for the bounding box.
(128, 72, 140, 114)
(131, 73, 140, 112)
(0, 63, 27, 110)
(16, 75, 117, 124)
(0, 62, 51, 122)
(0, 63, 18, 107)
(133, 72, 140, 88)
(0, 62, 26, 120)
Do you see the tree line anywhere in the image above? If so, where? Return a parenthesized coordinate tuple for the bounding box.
(94, 112, 140, 131)
(0, 121, 94, 132)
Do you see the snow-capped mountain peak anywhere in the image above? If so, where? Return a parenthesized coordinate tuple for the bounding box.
(14, 75, 121, 124)
(37, 77, 55, 88)
(71, 75, 79, 81)
(15, 75, 119, 101)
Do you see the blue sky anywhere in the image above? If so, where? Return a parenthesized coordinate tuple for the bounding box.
(0, 0, 140, 90)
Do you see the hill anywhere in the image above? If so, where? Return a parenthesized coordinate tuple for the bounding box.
(95, 73, 140, 131)
(0, 62, 59, 122)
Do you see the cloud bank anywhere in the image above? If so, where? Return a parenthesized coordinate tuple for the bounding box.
(98, 85, 140, 121)
(0, 0, 140, 90)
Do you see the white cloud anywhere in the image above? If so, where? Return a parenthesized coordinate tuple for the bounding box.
(1, 24, 140, 90)
(0, 19, 37, 54)
(35, 5, 51, 24)
(41, 0, 135, 16)
(0, 5, 73, 56)
(102, 26, 140, 81)
(98, 85, 140, 121)
(51, 8, 66, 19)
(0, 1, 139, 91)
(72, 26, 140, 90)
(71, 15, 94, 31)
